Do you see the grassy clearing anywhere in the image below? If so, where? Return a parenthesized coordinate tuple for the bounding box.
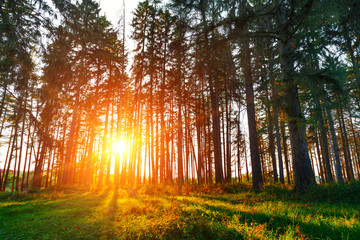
(0, 182, 359, 240)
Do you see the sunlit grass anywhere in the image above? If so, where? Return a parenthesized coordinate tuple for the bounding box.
(0, 182, 359, 239)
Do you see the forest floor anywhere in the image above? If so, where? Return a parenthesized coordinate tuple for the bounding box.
(0, 182, 359, 240)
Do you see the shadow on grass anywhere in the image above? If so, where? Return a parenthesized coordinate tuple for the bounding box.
(185, 198, 360, 240)
(100, 189, 119, 239)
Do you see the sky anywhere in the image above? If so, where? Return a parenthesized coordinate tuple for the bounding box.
(99, 0, 140, 54)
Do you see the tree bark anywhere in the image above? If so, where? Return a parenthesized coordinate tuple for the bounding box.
(323, 90, 343, 183)
(243, 37, 263, 191)
(278, 2, 315, 192)
(280, 120, 291, 184)
(62, 87, 80, 185)
(266, 92, 278, 182)
(97, 101, 110, 189)
(314, 93, 333, 182)
(270, 53, 284, 184)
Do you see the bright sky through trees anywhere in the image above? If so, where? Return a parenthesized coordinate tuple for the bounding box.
(99, 0, 140, 53)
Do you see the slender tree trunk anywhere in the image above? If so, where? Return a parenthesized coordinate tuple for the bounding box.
(244, 130, 249, 183)
(160, 25, 168, 184)
(16, 96, 27, 192)
(21, 119, 32, 191)
(14, 94, 27, 192)
(314, 94, 333, 182)
(106, 103, 114, 186)
(57, 121, 67, 185)
(270, 54, 284, 184)
(206, 110, 212, 183)
(242, 36, 263, 191)
(62, 87, 80, 185)
(345, 30, 360, 89)
(26, 129, 38, 188)
(281, 120, 291, 184)
(237, 115, 242, 182)
(314, 129, 325, 183)
(1, 127, 13, 191)
(225, 90, 232, 182)
(3, 125, 18, 191)
(0, 80, 8, 132)
(33, 135, 48, 188)
(208, 76, 224, 183)
(185, 106, 190, 183)
(196, 101, 203, 184)
(347, 107, 360, 175)
(337, 103, 354, 180)
(85, 127, 95, 186)
(45, 147, 53, 188)
(323, 90, 343, 183)
(266, 92, 278, 182)
(258, 136, 266, 182)
(221, 106, 227, 180)
(12, 137, 19, 192)
(98, 101, 110, 189)
(177, 99, 183, 184)
(114, 103, 121, 188)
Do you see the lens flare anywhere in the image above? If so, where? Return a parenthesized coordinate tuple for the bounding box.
(111, 138, 129, 156)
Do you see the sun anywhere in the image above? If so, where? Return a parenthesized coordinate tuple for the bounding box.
(111, 138, 129, 156)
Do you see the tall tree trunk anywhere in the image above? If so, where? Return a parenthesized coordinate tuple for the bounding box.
(106, 104, 114, 186)
(270, 53, 284, 184)
(278, 5, 315, 192)
(345, 30, 360, 89)
(21, 116, 32, 191)
(62, 87, 80, 185)
(1, 127, 13, 190)
(0, 80, 8, 134)
(97, 101, 110, 189)
(347, 107, 360, 175)
(337, 103, 354, 180)
(242, 37, 263, 191)
(160, 24, 168, 184)
(185, 106, 190, 183)
(281, 119, 291, 184)
(114, 102, 121, 188)
(323, 90, 343, 183)
(177, 100, 183, 184)
(314, 129, 325, 183)
(3, 125, 18, 191)
(208, 76, 224, 183)
(258, 136, 266, 182)
(15, 97, 26, 192)
(221, 106, 227, 180)
(244, 135, 249, 183)
(225, 89, 232, 182)
(236, 113, 242, 182)
(196, 101, 203, 184)
(314, 94, 333, 182)
(85, 127, 95, 186)
(266, 92, 278, 182)
(206, 110, 212, 183)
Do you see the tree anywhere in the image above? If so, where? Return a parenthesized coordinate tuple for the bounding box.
(277, 0, 316, 193)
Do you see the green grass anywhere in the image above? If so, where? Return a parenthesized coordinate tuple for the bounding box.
(0, 182, 359, 239)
